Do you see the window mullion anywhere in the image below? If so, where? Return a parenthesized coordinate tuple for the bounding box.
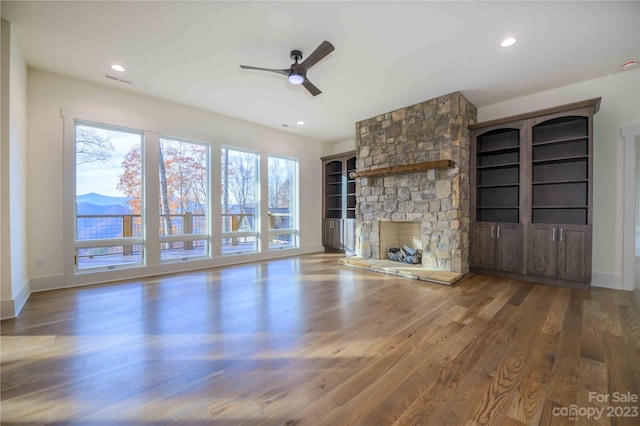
(210, 144, 222, 257)
(143, 132, 161, 265)
(259, 151, 269, 253)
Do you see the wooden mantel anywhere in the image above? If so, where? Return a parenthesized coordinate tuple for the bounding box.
(349, 159, 455, 179)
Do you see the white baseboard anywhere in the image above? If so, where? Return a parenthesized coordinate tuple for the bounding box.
(30, 274, 65, 292)
(1, 299, 16, 319)
(591, 272, 624, 290)
(0, 279, 31, 319)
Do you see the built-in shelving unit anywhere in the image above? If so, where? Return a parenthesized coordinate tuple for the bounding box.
(346, 157, 356, 219)
(531, 116, 589, 225)
(470, 98, 601, 287)
(325, 160, 343, 219)
(475, 128, 520, 224)
(322, 152, 356, 254)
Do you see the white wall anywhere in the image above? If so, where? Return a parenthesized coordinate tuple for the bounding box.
(322, 139, 356, 157)
(27, 69, 324, 290)
(0, 19, 29, 319)
(477, 69, 640, 289)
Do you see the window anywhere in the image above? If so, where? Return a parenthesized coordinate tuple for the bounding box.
(159, 138, 210, 261)
(221, 148, 259, 254)
(68, 115, 301, 281)
(75, 123, 143, 270)
(268, 156, 298, 250)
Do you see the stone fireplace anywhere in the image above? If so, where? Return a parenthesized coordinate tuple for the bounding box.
(353, 92, 477, 274)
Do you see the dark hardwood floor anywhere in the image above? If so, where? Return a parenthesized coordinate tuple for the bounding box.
(1, 253, 639, 425)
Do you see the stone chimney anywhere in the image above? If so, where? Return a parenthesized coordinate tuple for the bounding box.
(354, 92, 477, 273)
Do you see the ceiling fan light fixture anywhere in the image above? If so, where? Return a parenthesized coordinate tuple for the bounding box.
(288, 73, 304, 85)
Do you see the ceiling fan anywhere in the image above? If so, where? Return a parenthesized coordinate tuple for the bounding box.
(240, 41, 335, 96)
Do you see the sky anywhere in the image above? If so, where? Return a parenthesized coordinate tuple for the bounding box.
(76, 127, 140, 197)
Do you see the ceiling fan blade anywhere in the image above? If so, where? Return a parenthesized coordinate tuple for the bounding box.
(296, 41, 334, 73)
(240, 65, 289, 76)
(302, 78, 322, 96)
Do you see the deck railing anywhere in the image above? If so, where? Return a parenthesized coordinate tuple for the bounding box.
(76, 211, 293, 259)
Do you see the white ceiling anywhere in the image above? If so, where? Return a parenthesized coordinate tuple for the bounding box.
(3, 1, 639, 143)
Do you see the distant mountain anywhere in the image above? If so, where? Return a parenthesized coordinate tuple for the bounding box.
(77, 192, 129, 207)
(77, 202, 129, 216)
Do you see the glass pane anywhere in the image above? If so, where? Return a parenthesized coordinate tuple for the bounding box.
(159, 138, 209, 260)
(269, 233, 296, 250)
(75, 123, 143, 269)
(160, 240, 208, 261)
(221, 148, 258, 254)
(77, 244, 142, 270)
(221, 236, 257, 254)
(268, 156, 297, 249)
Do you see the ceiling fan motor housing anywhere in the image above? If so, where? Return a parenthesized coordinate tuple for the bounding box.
(290, 50, 303, 63)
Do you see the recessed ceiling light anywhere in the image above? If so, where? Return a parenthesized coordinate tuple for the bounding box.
(500, 37, 517, 48)
(297, 121, 305, 125)
(111, 64, 125, 72)
(622, 60, 639, 70)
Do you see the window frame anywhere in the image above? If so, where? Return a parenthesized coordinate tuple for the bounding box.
(267, 154, 300, 251)
(220, 146, 261, 255)
(62, 109, 303, 287)
(72, 120, 146, 273)
(158, 135, 212, 263)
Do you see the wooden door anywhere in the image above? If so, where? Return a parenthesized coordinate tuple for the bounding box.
(471, 222, 496, 270)
(557, 224, 592, 282)
(527, 224, 558, 278)
(495, 223, 523, 274)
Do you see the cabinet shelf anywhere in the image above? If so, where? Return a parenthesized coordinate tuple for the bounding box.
(477, 146, 519, 155)
(477, 206, 519, 209)
(532, 155, 587, 165)
(477, 183, 519, 189)
(532, 205, 587, 209)
(532, 179, 588, 185)
(477, 162, 520, 170)
(532, 135, 588, 147)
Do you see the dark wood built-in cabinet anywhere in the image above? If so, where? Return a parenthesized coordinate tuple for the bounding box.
(527, 224, 592, 282)
(322, 152, 356, 254)
(470, 98, 600, 288)
(472, 222, 523, 274)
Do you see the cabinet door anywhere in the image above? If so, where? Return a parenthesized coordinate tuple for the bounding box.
(495, 223, 523, 273)
(324, 219, 343, 250)
(471, 222, 496, 270)
(558, 224, 592, 282)
(527, 224, 558, 279)
(343, 219, 356, 256)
